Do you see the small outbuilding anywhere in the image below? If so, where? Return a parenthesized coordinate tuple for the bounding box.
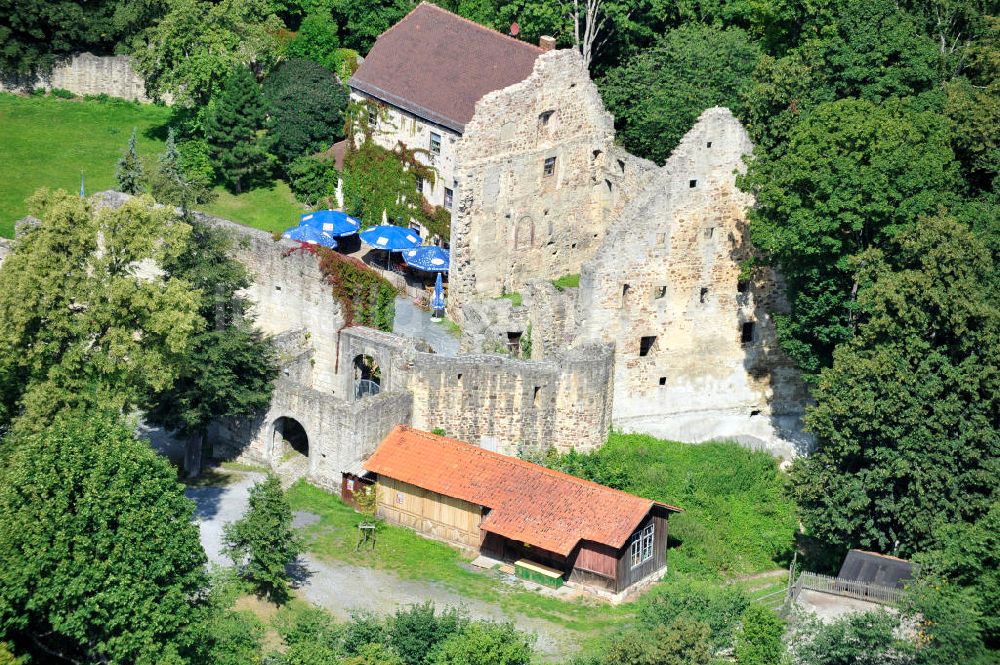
(837, 549, 914, 590)
(364, 426, 681, 596)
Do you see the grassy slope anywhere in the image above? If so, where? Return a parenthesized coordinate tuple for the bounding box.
(0, 93, 303, 238)
(0, 93, 171, 237)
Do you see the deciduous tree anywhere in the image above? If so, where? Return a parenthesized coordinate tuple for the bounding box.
(431, 621, 535, 665)
(0, 410, 209, 663)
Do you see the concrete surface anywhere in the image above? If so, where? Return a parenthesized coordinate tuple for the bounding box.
(393, 296, 459, 356)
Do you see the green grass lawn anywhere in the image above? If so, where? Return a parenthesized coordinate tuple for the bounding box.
(0, 92, 303, 238)
(0, 93, 171, 238)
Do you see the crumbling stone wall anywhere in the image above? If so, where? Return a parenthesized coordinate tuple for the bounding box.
(449, 49, 656, 315)
(0, 239, 10, 267)
(573, 108, 811, 457)
(1, 53, 156, 102)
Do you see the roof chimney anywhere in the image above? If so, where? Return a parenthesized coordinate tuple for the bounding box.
(539, 35, 556, 51)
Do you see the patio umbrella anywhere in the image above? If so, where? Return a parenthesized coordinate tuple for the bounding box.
(402, 245, 450, 272)
(430, 272, 445, 319)
(282, 224, 338, 248)
(359, 224, 421, 269)
(299, 209, 361, 237)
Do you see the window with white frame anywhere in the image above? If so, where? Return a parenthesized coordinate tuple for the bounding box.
(543, 156, 556, 177)
(630, 522, 655, 568)
(430, 132, 441, 155)
(444, 187, 454, 209)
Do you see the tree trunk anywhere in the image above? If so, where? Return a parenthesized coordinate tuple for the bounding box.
(184, 430, 204, 478)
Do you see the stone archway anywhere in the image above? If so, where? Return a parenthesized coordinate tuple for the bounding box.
(353, 354, 382, 400)
(272, 416, 309, 459)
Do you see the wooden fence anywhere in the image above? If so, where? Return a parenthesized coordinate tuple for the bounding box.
(793, 571, 904, 606)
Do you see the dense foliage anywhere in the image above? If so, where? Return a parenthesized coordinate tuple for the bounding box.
(315, 246, 397, 330)
(0, 190, 200, 433)
(116, 126, 145, 194)
(205, 66, 273, 193)
(223, 475, 302, 603)
(263, 59, 349, 173)
(734, 606, 785, 665)
(0, 411, 208, 662)
(791, 216, 999, 554)
(532, 433, 797, 576)
(788, 611, 913, 665)
(288, 154, 339, 207)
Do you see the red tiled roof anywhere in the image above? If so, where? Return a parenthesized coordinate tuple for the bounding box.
(348, 3, 543, 133)
(364, 426, 681, 556)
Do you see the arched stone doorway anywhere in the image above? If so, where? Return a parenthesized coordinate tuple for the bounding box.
(353, 354, 381, 400)
(272, 416, 309, 459)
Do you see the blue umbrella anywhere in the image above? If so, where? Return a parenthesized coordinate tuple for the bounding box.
(431, 272, 445, 313)
(282, 224, 338, 248)
(358, 224, 421, 251)
(300, 209, 361, 237)
(402, 245, 450, 272)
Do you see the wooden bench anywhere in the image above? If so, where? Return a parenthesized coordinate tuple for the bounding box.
(514, 558, 565, 589)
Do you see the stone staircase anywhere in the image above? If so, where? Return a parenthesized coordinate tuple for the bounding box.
(275, 454, 309, 489)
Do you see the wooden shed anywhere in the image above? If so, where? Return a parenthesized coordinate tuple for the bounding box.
(364, 426, 681, 595)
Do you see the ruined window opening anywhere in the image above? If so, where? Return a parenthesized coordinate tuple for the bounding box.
(656, 233, 666, 246)
(621, 283, 631, 307)
(750, 409, 762, 417)
(689, 179, 698, 188)
(704, 227, 715, 239)
(533, 386, 541, 406)
(539, 110, 554, 125)
(543, 156, 556, 177)
(457, 373, 463, 381)
(706, 141, 712, 148)
(430, 131, 441, 155)
(659, 376, 667, 386)
(654, 286, 666, 299)
(700, 287, 709, 303)
(639, 336, 657, 357)
(605, 179, 613, 194)
(737, 279, 749, 293)
(741, 322, 755, 344)
(507, 331, 522, 357)
(275, 285, 281, 291)
(617, 158, 625, 173)
(592, 149, 603, 161)
(444, 187, 454, 209)
(415, 175, 423, 194)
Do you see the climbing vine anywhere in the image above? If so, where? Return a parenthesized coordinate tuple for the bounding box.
(283, 244, 397, 331)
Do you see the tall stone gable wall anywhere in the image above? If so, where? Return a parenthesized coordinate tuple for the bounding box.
(1, 53, 156, 102)
(449, 49, 656, 314)
(574, 108, 811, 457)
(337, 326, 614, 454)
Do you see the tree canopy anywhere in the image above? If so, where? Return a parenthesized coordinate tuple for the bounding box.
(205, 66, 273, 193)
(0, 410, 208, 663)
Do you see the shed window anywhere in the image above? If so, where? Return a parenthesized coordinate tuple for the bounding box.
(741, 322, 755, 344)
(639, 335, 657, 357)
(430, 132, 441, 155)
(630, 522, 655, 568)
(543, 156, 556, 177)
(444, 187, 454, 209)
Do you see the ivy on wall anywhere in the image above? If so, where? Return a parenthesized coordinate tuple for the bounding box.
(284, 244, 397, 331)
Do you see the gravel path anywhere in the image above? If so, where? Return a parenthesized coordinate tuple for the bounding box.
(187, 472, 576, 661)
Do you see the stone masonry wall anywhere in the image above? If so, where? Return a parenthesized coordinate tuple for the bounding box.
(1, 53, 156, 102)
(574, 108, 811, 457)
(449, 49, 656, 316)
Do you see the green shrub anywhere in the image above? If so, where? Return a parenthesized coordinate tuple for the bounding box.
(552, 273, 581, 290)
(177, 138, 216, 192)
(49, 87, 75, 99)
(734, 606, 785, 665)
(637, 578, 750, 650)
(288, 154, 337, 206)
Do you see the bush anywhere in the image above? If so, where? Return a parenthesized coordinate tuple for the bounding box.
(388, 602, 466, 664)
(285, 12, 341, 72)
(431, 622, 535, 665)
(288, 154, 338, 206)
(603, 618, 712, 665)
(178, 138, 216, 194)
(637, 578, 750, 650)
(49, 87, 75, 99)
(735, 606, 785, 665)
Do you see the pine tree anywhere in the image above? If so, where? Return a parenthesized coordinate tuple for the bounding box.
(205, 67, 272, 193)
(222, 474, 301, 603)
(115, 127, 144, 194)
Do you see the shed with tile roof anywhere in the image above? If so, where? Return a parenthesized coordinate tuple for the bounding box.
(364, 426, 681, 594)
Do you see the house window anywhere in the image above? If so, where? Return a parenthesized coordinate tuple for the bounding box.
(539, 110, 554, 125)
(543, 156, 556, 177)
(415, 175, 424, 194)
(700, 287, 708, 303)
(430, 132, 441, 155)
(639, 335, 657, 357)
(654, 286, 666, 299)
(741, 321, 755, 344)
(630, 522, 655, 568)
(689, 179, 697, 188)
(444, 187, 454, 209)
(704, 227, 714, 239)
(367, 107, 377, 127)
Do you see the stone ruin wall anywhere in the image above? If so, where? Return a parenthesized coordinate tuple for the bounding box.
(572, 108, 811, 457)
(449, 49, 657, 317)
(1, 53, 157, 102)
(338, 326, 614, 455)
(0, 238, 10, 267)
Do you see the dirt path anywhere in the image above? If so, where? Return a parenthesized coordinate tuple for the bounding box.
(186, 471, 578, 661)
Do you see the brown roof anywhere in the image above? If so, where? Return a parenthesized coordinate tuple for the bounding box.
(348, 3, 543, 133)
(364, 426, 680, 556)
